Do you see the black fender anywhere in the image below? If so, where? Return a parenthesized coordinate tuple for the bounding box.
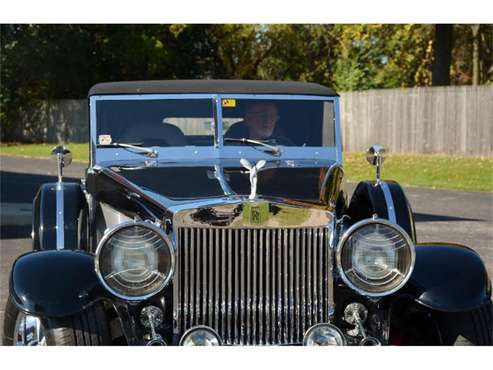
(32, 182, 87, 250)
(347, 180, 416, 242)
(404, 243, 491, 312)
(9, 250, 107, 318)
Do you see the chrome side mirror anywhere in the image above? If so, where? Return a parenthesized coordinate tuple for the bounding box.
(51, 145, 72, 183)
(366, 144, 386, 183)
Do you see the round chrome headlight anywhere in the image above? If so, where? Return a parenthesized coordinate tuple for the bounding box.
(336, 218, 415, 296)
(303, 323, 346, 346)
(179, 326, 222, 346)
(95, 221, 174, 300)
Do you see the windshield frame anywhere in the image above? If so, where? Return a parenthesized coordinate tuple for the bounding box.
(89, 93, 341, 167)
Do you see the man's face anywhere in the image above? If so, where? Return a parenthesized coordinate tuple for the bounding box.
(245, 103, 279, 140)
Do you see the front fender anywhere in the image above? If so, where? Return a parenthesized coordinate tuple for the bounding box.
(9, 250, 107, 317)
(405, 243, 491, 312)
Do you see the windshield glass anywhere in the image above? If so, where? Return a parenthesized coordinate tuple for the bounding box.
(95, 99, 215, 147)
(222, 98, 335, 147)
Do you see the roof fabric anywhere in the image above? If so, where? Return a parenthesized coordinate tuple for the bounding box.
(89, 79, 338, 97)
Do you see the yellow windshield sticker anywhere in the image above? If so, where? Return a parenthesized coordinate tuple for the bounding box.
(222, 98, 236, 107)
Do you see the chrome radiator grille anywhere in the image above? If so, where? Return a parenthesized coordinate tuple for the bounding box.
(175, 226, 333, 345)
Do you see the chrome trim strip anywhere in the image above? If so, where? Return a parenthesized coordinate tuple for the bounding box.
(288, 229, 294, 343)
(195, 228, 201, 325)
(55, 183, 64, 250)
(220, 228, 226, 341)
(233, 228, 240, 344)
(306, 228, 312, 329)
(252, 228, 258, 344)
(239, 229, 245, 344)
(246, 228, 252, 344)
(202, 228, 208, 326)
(215, 95, 224, 149)
(190, 229, 195, 326)
(294, 228, 300, 341)
(208, 229, 214, 328)
(318, 229, 324, 322)
(214, 228, 220, 339)
(333, 96, 343, 163)
(282, 229, 288, 342)
(213, 165, 234, 196)
(300, 228, 306, 336)
(312, 229, 318, 322)
(276, 228, 282, 343)
(380, 182, 397, 224)
(270, 229, 276, 343)
(258, 228, 264, 344)
(265, 228, 271, 344)
(183, 229, 189, 330)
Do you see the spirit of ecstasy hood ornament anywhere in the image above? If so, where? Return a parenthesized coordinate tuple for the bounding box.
(240, 159, 266, 200)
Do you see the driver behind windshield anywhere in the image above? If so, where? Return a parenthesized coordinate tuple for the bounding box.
(225, 102, 290, 144)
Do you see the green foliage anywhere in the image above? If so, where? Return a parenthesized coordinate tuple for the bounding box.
(332, 25, 434, 91)
(1, 24, 488, 142)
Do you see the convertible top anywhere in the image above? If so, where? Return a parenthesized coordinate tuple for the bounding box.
(89, 79, 338, 97)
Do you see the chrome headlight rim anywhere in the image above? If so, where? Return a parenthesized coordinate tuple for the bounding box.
(95, 220, 175, 301)
(336, 218, 416, 297)
(179, 325, 223, 346)
(303, 323, 347, 346)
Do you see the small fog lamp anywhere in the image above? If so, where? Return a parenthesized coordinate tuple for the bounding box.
(179, 326, 222, 346)
(303, 323, 346, 346)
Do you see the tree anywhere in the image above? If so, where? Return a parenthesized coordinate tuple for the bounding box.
(432, 24, 454, 86)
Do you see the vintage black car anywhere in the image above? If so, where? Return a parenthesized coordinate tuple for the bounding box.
(3, 80, 492, 346)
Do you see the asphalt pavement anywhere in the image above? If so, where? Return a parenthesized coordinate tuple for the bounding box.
(0, 155, 492, 343)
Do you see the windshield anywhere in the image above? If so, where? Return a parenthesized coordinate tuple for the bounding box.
(95, 98, 215, 147)
(92, 95, 338, 166)
(222, 98, 335, 147)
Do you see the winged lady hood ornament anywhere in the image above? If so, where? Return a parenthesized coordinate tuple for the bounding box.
(240, 159, 266, 200)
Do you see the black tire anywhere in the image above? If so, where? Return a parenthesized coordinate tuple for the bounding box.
(3, 296, 111, 346)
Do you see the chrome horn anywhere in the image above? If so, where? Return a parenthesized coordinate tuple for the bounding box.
(343, 302, 382, 345)
(366, 144, 386, 183)
(51, 145, 72, 183)
(359, 336, 381, 346)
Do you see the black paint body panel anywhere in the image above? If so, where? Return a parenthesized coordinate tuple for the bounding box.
(32, 182, 86, 250)
(9, 250, 107, 317)
(347, 180, 417, 242)
(405, 243, 491, 312)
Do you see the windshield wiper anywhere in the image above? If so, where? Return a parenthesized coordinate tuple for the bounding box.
(224, 138, 282, 157)
(97, 142, 159, 158)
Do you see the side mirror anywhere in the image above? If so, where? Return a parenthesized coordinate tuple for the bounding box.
(366, 144, 386, 183)
(51, 145, 72, 182)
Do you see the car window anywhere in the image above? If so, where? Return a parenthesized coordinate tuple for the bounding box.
(96, 99, 215, 147)
(222, 98, 335, 147)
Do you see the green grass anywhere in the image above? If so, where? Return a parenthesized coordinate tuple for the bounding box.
(0, 143, 89, 162)
(1, 143, 492, 192)
(344, 152, 493, 192)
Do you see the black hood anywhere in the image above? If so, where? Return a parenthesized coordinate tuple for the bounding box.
(103, 158, 340, 206)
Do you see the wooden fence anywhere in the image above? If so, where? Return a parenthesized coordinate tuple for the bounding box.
(339, 86, 493, 156)
(13, 86, 493, 157)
